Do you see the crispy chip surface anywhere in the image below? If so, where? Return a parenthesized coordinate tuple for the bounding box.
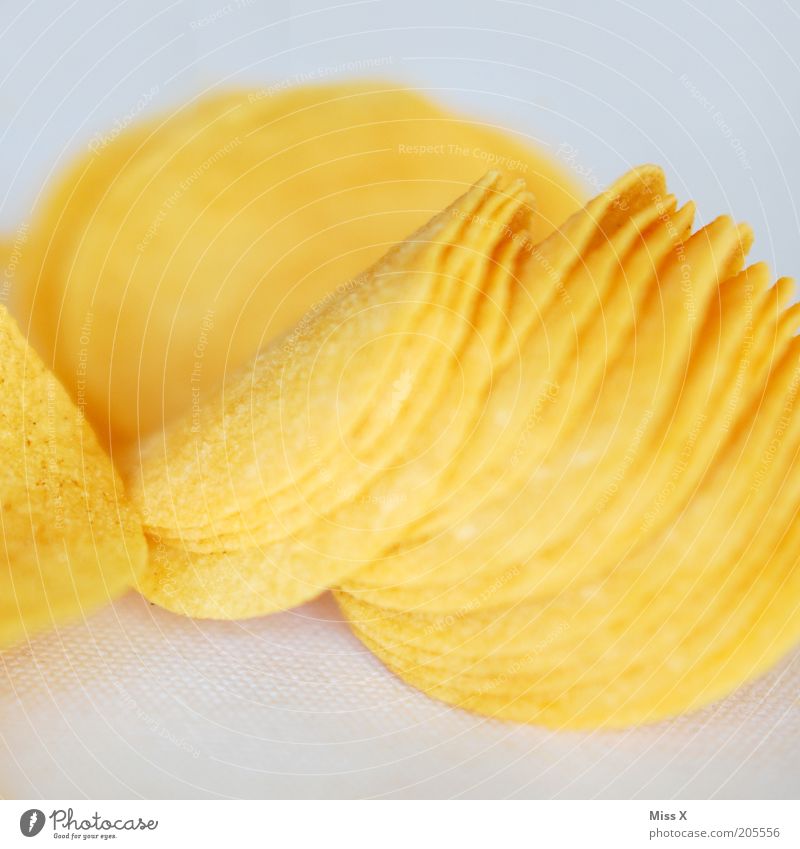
(0, 306, 147, 648)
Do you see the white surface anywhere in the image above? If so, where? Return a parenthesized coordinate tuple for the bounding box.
(2, 593, 799, 799)
(1, 0, 799, 798)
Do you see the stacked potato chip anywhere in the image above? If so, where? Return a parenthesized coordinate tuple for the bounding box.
(129, 166, 800, 728)
(0, 306, 146, 648)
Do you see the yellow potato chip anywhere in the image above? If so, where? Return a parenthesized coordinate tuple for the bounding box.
(336, 342, 800, 695)
(345, 523, 800, 730)
(331, 182, 800, 726)
(343, 265, 797, 613)
(16, 81, 581, 449)
(0, 306, 147, 648)
(338, 397, 800, 727)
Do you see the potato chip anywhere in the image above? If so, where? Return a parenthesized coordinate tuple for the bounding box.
(125, 161, 800, 728)
(335, 339, 800, 728)
(16, 82, 582, 448)
(0, 306, 147, 648)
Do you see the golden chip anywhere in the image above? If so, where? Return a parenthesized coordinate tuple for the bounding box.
(0, 306, 147, 648)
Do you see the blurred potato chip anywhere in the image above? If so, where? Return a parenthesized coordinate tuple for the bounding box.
(16, 81, 581, 448)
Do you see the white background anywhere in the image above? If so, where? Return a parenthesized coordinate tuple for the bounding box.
(0, 0, 799, 799)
